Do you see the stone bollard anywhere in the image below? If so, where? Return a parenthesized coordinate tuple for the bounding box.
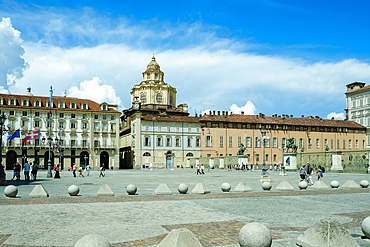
(262, 182, 272, 191)
(239, 222, 272, 247)
(360, 180, 369, 188)
(4, 185, 18, 197)
(68, 185, 80, 196)
(298, 181, 308, 190)
(74, 234, 111, 247)
(178, 183, 188, 194)
(330, 181, 340, 189)
(221, 182, 231, 192)
(362, 217, 370, 238)
(126, 184, 137, 195)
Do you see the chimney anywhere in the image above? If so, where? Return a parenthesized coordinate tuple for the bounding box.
(195, 113, 198, 117)
(226, 112, 228, 116)
(222, 111, 225, 115)
(302, 115, 304, 118)
(241, 111, 244, 115)
(290, 115, 293, 118)
(218, 111, 220, 115)
(213, 110, 216, 115)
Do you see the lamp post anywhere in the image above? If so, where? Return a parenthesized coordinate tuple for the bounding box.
(22, 155, 27, 166)
(42, 135, 53, 177)
(0, 112, 7, 185)
(261, 129, 269, 175)
(279, 146, 286, 176)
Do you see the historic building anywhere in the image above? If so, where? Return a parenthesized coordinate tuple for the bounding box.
(345, 81, 370, 148)
(199, 111, 366, 166)
(0, 88, 121, 170)
(120, 57, 201, 169)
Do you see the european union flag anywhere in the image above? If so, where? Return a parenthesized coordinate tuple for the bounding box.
(7, 129, 20, 141)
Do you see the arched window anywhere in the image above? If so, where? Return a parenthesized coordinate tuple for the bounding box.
(82, 103, 87, 110)
(59, 102, 64, 108)
(143, 152, 151, 156)
(35, 100, 40, 107)
(23, 100, 27, 106)
(186, 153, 194, 157)
(10, 99, 14, 105)
(156, 93, 162, 103)
(71, 102, 76, 109)
(141, 93, 146, 103)
(103, 105, 107, 111)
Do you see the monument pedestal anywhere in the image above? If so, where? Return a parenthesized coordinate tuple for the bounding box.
(331, 152, 343, 172)
(260, 175, 271, 183)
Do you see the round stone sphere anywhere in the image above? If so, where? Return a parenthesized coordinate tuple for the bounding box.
(360, 180, 369, 188)
(68, 185, 80, 196)
(362, 216, 370, 238)
(330, 180, 340, 189)
(239, 222, 272, 247)
(178, 183, 188, 194)
(298, 181, 308, 190)
(74, 234, 111, 247)
(4, 185, 18, 197)
(262, 182, 272, 191)
(221, 182, 231, 192)
(126, 184, 137, 195)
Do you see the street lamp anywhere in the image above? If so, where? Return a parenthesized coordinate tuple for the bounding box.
(22, 155, 27, 166)
(41, 135, 53, 177)
(278, 146, 286, 176)
(0, 112, 8, 185)
(261, 129, 270, 175)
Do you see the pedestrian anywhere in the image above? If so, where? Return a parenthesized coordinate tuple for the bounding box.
(15, 163, 21, 180)
(32, 162, 38, 180)
(11, 163, 17, 180)
(72, 163, 77, 177)
(201, 164, 205, 174)
(78, 166, 84, 177)
(305, 163, 313, 185)
(99, 163, 105, 177)
(196, 164, 201, 175)
(317, 165, 323, 181)
(86, 164, 90, 176)
(29, 162, 34, 180)
(54, 165, 60, 179)
(299, 163, 306, 182)
(24, 161, 30, 181)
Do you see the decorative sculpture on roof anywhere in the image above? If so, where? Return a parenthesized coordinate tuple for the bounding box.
(286, 138, 298, 153)
(237, 143, 246, 155)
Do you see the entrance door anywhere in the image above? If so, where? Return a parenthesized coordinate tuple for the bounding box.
(80, 151, 89, 169)
(166, 155, 173, 168)
(100, 151, 109, 169)
(6, 150, 17, 170)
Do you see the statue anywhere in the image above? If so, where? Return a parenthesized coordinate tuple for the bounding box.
(238, 143, 246, 155)
(286, 138, 298, 153)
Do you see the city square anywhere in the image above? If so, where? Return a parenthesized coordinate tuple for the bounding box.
(1, 169, 370, 246)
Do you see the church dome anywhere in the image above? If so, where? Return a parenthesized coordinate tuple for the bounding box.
(147, 56, 160, 70)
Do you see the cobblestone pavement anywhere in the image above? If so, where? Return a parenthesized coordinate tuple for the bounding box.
(1, 169, 370, 246)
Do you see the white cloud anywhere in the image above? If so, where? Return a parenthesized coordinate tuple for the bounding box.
(0, 17, 28, 87)
(230, 101, 257, 115)
(326, 112, 345, 120)
(68, 77, 122, 108)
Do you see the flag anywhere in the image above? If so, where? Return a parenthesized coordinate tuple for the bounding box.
(7, 129, 20, 141)
(285, 157, 290, 166)
(22, 137, 30, 145)
(49, 87, 53, 108)
(25, 130, 40, 140)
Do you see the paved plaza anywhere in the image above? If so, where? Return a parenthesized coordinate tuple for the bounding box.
(1, 168, 370, 246)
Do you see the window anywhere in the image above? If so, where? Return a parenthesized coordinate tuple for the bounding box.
(349, 139, 352, 149)
(94, 115, 98, 120)
(155, 73, 158, 79)
(59, 113, 64, 118)
(196, 138, 200, 147)
(140, 93, 146, 103)
(256, 154, 259, 162)
(103, 115, 106, 120)
(35, 139, 39, 146)
(147, 73, 150, 79)
(71, 140, 76, 147)
(59, 122, 64, 128)
(83, 114, 86, 119)
(21, 120, 26, 127)
(237, 136, 241, 147)
(186, 153, 193, 157)
(10, 99, 14, 105)
(35, 111, 40, 117)
(266, 154, 269, 162)
(110, 124, 114, 130)
(102, 105, 107, 111)
(9, 111, 14, 116)
(94, 123, 99, 129)
(35, 121, 40, 128)
(71, 123, 76, 129)
(47, 121, 51, 128)
(273, 137, 278, 148)
(166, 137, 171, 147)
(35, 101, 40, 107)
(219, 136, 224, 147)
(94, 140, 99, 147)
(316, 139, 320, 149)
(143, 152, 151, 156)
(71, 103, 76, 109)
(331, 139, 334, 149)
(176, 138, 181, 147)
(282, 138, 287, 148)
(363, 140, 366, 149)
(246, 137, 252, 148)
(256, 137, 261, 148)
(71, 114, 75, 119)
(337, 139, 340, 149)
(299, 138, 304, 149)
(187, 137, 192, 147)
(343, 140, 346, 149)
(356, 140, 359, 148)
(219, 123, 224, 128)
(82, 123, 87, 129)
(102, 124, 107, 130)
(111, 115, 114, 120)
(144, 137, 151, 146)
(167, 125, 171, 132)
(229, 136, 233, 147)
(156, 93, 162, 103)
(22, 111, 27, 116)
(325, 139, 328, 148)
(82, 103, 87, 110)
(157, 137, 162, 146)
(206, 136, 212, 147)
(23, 100, 27, 106)
(308, 139, 312, 149)
(59, 102, 64, 108)
(273, 154, 277, 162)
(264, 138, 270, 148)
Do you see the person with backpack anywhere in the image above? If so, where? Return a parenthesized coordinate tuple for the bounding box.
(317, 166, 323, 181)
(32, 162, 38, 180)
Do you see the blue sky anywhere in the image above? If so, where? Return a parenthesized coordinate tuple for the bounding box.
(1, 0, 370, 119)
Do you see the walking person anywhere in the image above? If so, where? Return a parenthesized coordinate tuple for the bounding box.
(32, 162, 38, 180)
(72, 163, 77, 177)
(11, 163, 17, 180)
(54, 165, 60, 179)
(299, 163, 306, 182)
(305, 163, 313, 185)
(195, 164, 201, 175)
(86, 164, 90, 176)
(15, 163, 21, 180)
(23, 161, 30, 181)
(201, 164, 205, 174)
(29, 162, 34, 180)
(78, 166, 84, 177)
(99, 163, 105, 177)
(317, 165, 323, 181)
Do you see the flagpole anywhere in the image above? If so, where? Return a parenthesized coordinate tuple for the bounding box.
(47, 86, 53, 178)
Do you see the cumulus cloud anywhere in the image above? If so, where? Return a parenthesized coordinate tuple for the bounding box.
(68, 77, 122, 108)
(230, 101, 257, 115)
(0, 17, 28, 89)
(326, 112, 345, 120)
